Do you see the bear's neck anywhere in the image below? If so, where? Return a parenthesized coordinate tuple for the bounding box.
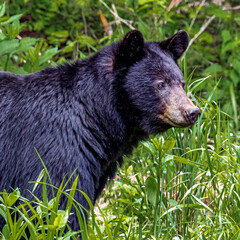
(73, 48, 147, 159)
(72, 53, 147, 191)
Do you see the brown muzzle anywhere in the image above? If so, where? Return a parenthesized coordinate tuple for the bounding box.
(160, 86, 200, 128)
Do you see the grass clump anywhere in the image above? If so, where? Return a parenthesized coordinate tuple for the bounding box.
(93, 77, 240, 239)
(0, 165, 91, 240)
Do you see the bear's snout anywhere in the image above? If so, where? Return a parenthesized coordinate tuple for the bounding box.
(158, 85, 201, 128)
(184, 108, 201, 125)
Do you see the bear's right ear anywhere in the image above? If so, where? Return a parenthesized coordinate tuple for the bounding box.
(115, 30, 144, 68)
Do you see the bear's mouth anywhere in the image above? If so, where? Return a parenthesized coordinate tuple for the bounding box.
(164, 116, 190, 128)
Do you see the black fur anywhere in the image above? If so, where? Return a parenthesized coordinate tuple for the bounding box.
(0, 30, 190, 230)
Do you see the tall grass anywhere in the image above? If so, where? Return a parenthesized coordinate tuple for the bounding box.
(92, 75, 240, 239)
(0, 159, 90, 240)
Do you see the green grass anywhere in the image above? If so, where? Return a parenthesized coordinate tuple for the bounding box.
(0, 168, 89, 239)
(91, 79, 240, 239)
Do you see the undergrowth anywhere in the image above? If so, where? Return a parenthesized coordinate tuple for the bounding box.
(93, 91, 240, 239)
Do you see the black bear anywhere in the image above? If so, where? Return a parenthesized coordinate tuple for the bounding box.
(0, 30, 200, 231)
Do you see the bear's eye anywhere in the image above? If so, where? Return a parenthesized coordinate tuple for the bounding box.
(157, 82, 164, 89)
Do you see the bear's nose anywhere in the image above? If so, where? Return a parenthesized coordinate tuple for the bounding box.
(184, 108, 201, 125)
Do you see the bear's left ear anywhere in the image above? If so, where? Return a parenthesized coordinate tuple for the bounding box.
(115, 30, 144, 67)
(159, 30, 189, 60)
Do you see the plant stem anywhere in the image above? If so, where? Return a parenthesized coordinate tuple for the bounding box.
(4, 54, 10, 71)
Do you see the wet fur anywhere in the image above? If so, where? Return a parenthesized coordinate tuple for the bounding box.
(0, 30, 191, 230)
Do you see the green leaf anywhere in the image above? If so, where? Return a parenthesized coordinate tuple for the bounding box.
(0, 39, 19, 55)
(11, 19, 21, 37)
(60, 210, 69, 228)
(54, 213, 63, 228)
(51, 30, 69, 38)
(192, 194, 213, 213)
(32, 169, 45, 193)
(221, 29, 231, 43)
(0, 30, 5, 41)
(0, 2, 6, 18)
(140, 141, 155, 155)
(77, 35, 96, 47)
(162, 136, 175, 155)
(8, 189, 20, 207)
(138, 0, 154, 5)
(222, 41, 236, 53)
(2, 189, 20, 207)
(43, 224, 57, 230)
(16, 209, 38, 239)
(207, 4, 228, 20)
(138, 20, 151, 39)
(232, 59, 240, 73)
(152, 138, 162, 151)
(126, 165, 133, 176)
(198, 32, 213, 43)
(168, 156, 196, 166)
(168, 199, 178, 206)
(161, 204, 206, 217)
(38, 46, 59, 65)
(59, 230, 82, 239)
(212, 8, 228, 20)
(1, 14, 23, 25)
(202, 63, 222, 76)
(79, 51, 87, 60)
(0, 205, 7, 222)
(62, 45, 74, 54)
(1, 224, 10, 239)
(236, 232, 240, 240)
(145, 176, 157, 205)
(14, 37, 37, 53)
(229, 70, 240, 86)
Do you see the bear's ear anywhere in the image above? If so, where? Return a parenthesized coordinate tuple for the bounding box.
(159, 30, 189, 60)
(115, 30, 144, 67)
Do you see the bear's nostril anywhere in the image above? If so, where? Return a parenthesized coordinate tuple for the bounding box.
(185, 108, 201, 124)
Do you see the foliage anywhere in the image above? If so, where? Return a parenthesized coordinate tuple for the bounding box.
(94, 79, 240, 239)
(0, 2, 60, 73)
(0, 153, 91, 239)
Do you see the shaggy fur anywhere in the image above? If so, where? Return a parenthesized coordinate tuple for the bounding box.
(0, 30, 199, 230)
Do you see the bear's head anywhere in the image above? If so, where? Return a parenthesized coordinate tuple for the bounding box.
(114, 30, 200, 134)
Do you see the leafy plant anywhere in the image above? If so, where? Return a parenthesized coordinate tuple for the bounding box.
(0, 157, 92, 239)
(94, 64, 239, 239)
(0, 2, 62, 73)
